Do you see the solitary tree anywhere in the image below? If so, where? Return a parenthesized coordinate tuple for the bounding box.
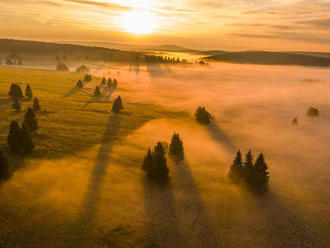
(0, 151, 9, 180)
(24, 108, 38, 131)
(12, 98, 21, 112)
(195, 106, 212, 125)
(228, 150, 244, 182)
(33, 98, 41, 112)
(94, 86, 101, 97)
(25, 84, 33, 99)
(169, 133, 184, 161)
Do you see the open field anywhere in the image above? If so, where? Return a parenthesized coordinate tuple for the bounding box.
(0, 62, 330, 247)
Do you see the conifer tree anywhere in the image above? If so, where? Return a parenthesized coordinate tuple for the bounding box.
(9, 83, 24, 99)
(142, 148, 153, 176)
(169, 133, 184, 161)
(112, 96, 123, 113)
(253, 153, 269, 192)
(152, 142, 169, 181)
(195, 106, 212, 125)
(25, 84, 33, 99)
(8, 120, 21, 153)
(77, 80, 83, 88)
(24, 108, 38, 131)
(113, 79, 118, 89)
(33, 98, 41, 112)
(292, 118, 298, 126)
(228, 150, 244, 182)
(101, 77, 106, 85)
(94, 86, 101, 97)
(12, 98, 21, 112)
(244, 150, 254, 184)
(107, 78, 112, 88)
(20, 124, 34, 154)
(0, 150, 9, 180)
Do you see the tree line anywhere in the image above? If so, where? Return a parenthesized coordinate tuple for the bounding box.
(94, 78, 118, 97)
(145, 55, 188, 64)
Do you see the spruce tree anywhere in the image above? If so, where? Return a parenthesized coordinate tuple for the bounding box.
(77, 80, 83, 88)
(142, 148, 153, 176)
(228, 150, 244, 182)
(12, 98, 21, 112)
(101, 77, 106, 85)
(292, 118, 298, 126)
(107, 78, 112, 88)
(0, 151, 9, 180)
(94, 86, 101, 97)
(24, 108, 38, 131)
(112, 96, 123, 113)
(169, 133, 184, 161)
(33, 98, 41, 112)
(9, 83, 24, 99)
(20, 124, 34, 154)
(25, 84, 33, 99)
(113, 79, 118, 89)
(152, 142, 169, 181)
(253, 153, 269, 192)
(195, 106, 212, 125)
(244, 150, 254, 184)
(8, 120, 21, 153)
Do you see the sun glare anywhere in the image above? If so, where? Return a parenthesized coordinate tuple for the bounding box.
(119, 11, 159, 35)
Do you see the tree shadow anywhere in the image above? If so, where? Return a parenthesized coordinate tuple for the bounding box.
(143, 178, 185, 248)
(62, 86, 80, 98)
(173, 161, 221, 248)
(253, 191, 325, 248)
(207, 124, 236, 153)
(81, 88, 115, 109)
(146, 64, 171, 78)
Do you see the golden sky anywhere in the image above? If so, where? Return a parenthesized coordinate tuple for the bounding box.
(1, 0, 330, 51)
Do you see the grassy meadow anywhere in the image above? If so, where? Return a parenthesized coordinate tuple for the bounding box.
(0, 63, 329, 248)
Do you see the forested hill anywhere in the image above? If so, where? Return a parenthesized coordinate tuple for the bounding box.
(205, 51, 330, 67)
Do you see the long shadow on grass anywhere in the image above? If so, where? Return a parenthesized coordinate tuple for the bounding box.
(147, 63, 171, 78)
(81, 88, 114, 109)
(207, 124, 236, 153)
(62, 86, 80, 98)
(173, 161, 221, 248)
(254, 192, 325, 248)
(143, 179, 185, 248)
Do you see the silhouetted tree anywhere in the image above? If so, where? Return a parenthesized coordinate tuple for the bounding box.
(33, 98, 41, 112)
(101, 77, 106, 85)
(113, 79, 118, 89)
(94, 86, 101, 97)
(253, 153, 269, 192)
(169, 133, 184, 161)
(112, 96, 123, 113)
(0, 151, 9, 180)
(24, 108, 38, 131)
(307, 107, 319, 117)
(9, 83, 24, 99)
(107, 78, 112, 88)
(12, 98, 21, 112)
(84, 74, 92, 82)
(142, 148, 153, 176)
(195, 106, 212, 125)
(77, 80, 83, 88)
(20, 124, 34, 154)
(8, 120, 34, 154)
(292, 117, 298, 126)
(152, 142, 169, 181)
(244, 150, 254, 184)
(228, 150, 244, 182)
(25, 84, 33, 99)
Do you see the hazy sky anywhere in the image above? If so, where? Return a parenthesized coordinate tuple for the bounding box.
(1, 0, 330, 51)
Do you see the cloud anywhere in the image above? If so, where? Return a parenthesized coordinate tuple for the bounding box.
(63, 0, 131, 10)
(300, 18, 330, 29)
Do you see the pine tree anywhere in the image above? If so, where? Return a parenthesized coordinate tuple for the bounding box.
(107, 78, 112, 88)
(253, 153, 269, 192)
(112, 96, 123, 113)
(94, 86, 101, 97)
(20, 124, 34, 154)
(12, 98, 21, 112)
(113, 79, 118, 89)
(152, 142, 169, 181)
(244, 150, 254, 184)
(142, 148, 153, 176)
(0, 150, 9, 180)
(195, 106, 212, 125)
(24, 108, 38, 131)
(9, 83, 24, 99)
(25, 84, 33, 99)
(77, 80, 83, 88)
(8, 120, 21, 153)
(169, 133, 184, 161)
(33, 98, 41, 112)
(228, 150, 244, 182)
(101, 77, 106, 85)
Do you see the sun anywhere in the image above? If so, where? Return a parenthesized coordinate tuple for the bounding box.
(119, 11, 159, 35)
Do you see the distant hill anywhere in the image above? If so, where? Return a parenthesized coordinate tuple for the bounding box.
(205, 51, 330, 67)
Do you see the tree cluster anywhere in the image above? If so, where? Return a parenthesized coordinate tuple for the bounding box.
(195, 106, 213, 125)
(0, 151, 10, 180)
(112, 96, 123, 113)
(8, 120, 34, 154)
(56, 62, 69, 71)
(142, 142, 169, 182)
(24, 108, 38, 131)
(107, 78, 118, 89)
(307, 107, 319, 117)
(84, 74, 92, 82)
(229, 150, 270, 193)
(76, 65, 90, 73)
(169, 133, 184, 161)
(145, 55, 188, 64)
